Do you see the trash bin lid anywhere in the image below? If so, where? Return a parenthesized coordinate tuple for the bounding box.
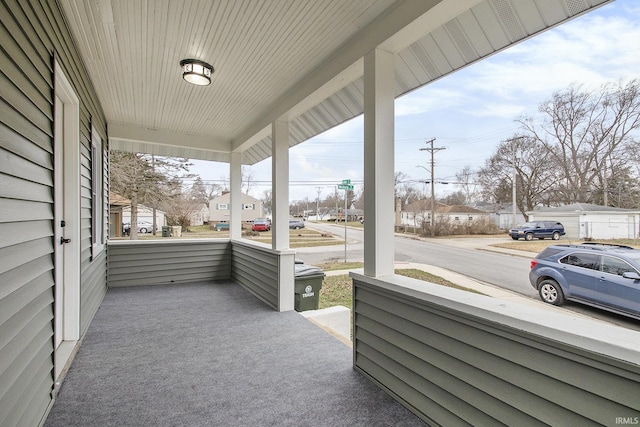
(294, 264, 324, 277)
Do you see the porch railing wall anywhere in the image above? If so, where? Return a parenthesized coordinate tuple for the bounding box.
(231, 240, 293, 310)
(351, 272, 640, 426)
(108, 240, 231, 287)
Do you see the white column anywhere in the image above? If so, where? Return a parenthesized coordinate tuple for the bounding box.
(363, 48, 395, 277)
(272, 120, 290, 250)
(272, 120, 294, 311)
(230, 152, 242, 240)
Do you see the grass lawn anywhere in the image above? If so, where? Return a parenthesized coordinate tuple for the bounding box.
(123, 223, 343, 248)
(318, 263, 484, 310)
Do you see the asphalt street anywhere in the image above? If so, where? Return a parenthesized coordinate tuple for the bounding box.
(297, 222, 536, 297)
(297, 221, 640, 331)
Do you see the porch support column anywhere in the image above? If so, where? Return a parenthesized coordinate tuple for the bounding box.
(363, 48, 395, 277)
(230, 151, 242, 240)
(272, 119, 294, 311)
(272, 120, 290, 250)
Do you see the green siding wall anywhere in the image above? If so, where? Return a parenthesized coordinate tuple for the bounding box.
(352, 274, 640, 426)
(231, 241, 280, 310)
(107, 240, 232, 287)
(0, 0, 107, 425)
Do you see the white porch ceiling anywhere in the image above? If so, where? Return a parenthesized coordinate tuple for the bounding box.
(59, 0, 611, 165)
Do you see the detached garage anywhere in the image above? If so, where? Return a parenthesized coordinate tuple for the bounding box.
(528, 203, 640, 240)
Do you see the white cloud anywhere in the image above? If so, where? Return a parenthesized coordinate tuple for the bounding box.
(395, 88, 467, 116)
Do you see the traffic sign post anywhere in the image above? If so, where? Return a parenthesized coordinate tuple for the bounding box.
(339, 180, 353, 263)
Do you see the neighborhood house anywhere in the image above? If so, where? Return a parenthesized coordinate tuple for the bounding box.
(209, 192, 264, 224)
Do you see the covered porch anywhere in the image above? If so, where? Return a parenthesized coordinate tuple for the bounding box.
(48, 0, 640, 424)
(46, 239, 640, 425)
(44, 281, 425, 426)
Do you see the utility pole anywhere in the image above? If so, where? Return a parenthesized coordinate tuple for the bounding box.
(316, 187, 321, 222)
(420, 138, 445, 237)
(507, 136, 525, 227)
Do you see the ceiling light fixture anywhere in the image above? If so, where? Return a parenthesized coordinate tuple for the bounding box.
(180, 59, 213, 86)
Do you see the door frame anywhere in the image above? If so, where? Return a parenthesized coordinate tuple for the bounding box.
(53, 59, 81, 380)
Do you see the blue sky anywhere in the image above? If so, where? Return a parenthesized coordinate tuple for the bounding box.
(191, 0, 640, 202)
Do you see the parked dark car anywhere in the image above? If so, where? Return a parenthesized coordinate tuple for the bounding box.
(289, 219, 305, 230)
(252, 218, 271, 231)
(213, 222, 229, 231)
(529, 243, 640, 320)
(510, 221, 565, 241)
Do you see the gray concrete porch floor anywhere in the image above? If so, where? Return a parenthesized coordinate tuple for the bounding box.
(45, 281, 427, 427)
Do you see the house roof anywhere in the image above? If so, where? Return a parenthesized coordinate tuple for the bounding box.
(402, 199, 448, 213)
(58, 0, 610, 165)
(443, 205, 488, 214)
(210, 192, 261, 204)
(109, 191, 130, 206)
(530, 203, 640, 214)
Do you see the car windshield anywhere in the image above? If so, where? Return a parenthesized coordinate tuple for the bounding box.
(519, 222, 536, 228)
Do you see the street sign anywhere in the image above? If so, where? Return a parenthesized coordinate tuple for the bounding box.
(338, 184, 354, 190)
(341, 179, 351, 185)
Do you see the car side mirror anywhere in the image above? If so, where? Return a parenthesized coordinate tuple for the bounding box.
(622, 272, 640, 280)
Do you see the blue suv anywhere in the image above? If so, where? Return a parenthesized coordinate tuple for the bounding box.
(529, 243, 640, 320)
(510, 221, 565, 241)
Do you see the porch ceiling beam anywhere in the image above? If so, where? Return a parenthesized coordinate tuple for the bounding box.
(232, 0, 482, 152)
(109, 124, 231, 154)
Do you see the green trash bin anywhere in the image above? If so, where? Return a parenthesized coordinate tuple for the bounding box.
(294, 264, 325, 312)
(161, 226, 171, 237)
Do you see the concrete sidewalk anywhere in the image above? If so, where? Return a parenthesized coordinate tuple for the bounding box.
(300, 258, 557, 344)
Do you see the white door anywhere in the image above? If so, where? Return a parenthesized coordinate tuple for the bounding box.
(53, 61, 81, 380)
(54, 94, 64, 349)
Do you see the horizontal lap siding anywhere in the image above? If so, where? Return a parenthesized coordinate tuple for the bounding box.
(0, 0, 108, 425)
(352, 279, 640, 426)
(231, 243, 279, 310)
(107, 241, 232, 287)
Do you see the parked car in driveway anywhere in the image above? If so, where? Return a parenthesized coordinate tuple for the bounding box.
(252, 218, 271, 231)
(123, 221, 156, 234)
(289, 219, 305, 229)
(510, 221, 565, 241)
(213, 222, 229, 231)
(529, 243, 640, 320)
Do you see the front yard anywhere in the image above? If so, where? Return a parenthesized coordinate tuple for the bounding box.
(491, 238, 640, 253)
(114, 224, 343, 248)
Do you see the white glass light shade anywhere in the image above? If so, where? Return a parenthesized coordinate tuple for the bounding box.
(180, 59, 213, 86)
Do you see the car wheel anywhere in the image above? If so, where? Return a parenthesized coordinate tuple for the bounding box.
(511, 236, 519, 240)
(552, 231, 560, 240)
(538, 279, 565, 305)
(139, 227, 147, 233)
(295, 226, 301, 230)
(525, 233, 533, 241)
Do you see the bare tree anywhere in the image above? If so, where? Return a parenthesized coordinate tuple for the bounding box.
(162, 191, 205, 231)
(517, 79, 640, 205)
(395, 171, 424, 207)
(478, 79, 640, 216)
(189, 177, 209, 206)
(109, 151, 192, 239)
(478, 136, 559, 219)
(261, 190, 272, 217)
(205, 183, 223, 205)
(454, 165, 480, 204)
